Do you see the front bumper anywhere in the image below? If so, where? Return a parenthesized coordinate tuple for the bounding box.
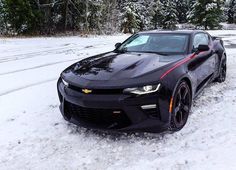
(57, 79, 170, 133)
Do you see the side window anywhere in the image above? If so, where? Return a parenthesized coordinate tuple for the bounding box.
(193, 33, 209, 50)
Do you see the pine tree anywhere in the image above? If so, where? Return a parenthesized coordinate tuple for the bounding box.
(228, 0, 236, 23)
(120, 2, 140, 33)
(0, 0, 228, 35)
(2, 0, 42, 34)
(0, 0, 6, 34)
(151, 0, 164, 29)
(101, 0, 120, 34)
(221, 0, 228, 23)
(37, 0, 56, 34)
(188, 0, 224, 30)
(67, 0, 89, 33)
(135, 0, 153, 31)
(162, 0, 178, 29)
(188, 0, 197, 7)
(87, 0, 103, 33)
(175, 0, 189, 23)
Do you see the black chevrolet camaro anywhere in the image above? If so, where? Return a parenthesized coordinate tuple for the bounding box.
(57, 30, 226, 133)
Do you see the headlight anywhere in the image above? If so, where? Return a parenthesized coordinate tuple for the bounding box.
(61, 78, 69, 86)
(124, 84, 161, 95)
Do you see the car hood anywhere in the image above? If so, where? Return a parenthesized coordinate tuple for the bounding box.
(62, 52, 186, 88)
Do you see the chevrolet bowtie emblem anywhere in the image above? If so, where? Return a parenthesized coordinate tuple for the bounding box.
(82, 89, 92, 94)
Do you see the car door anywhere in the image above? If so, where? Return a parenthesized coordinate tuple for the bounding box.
(190, 33, 217, 88)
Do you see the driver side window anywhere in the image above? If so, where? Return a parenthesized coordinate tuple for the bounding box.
(193, 33, 209, 51)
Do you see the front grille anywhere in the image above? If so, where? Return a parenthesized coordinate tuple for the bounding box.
(68, 84, 123, 95)
(64, 101, 131, 129)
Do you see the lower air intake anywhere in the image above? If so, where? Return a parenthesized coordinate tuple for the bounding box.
(64, 101, 131, 129)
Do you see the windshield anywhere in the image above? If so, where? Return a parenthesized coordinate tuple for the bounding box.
(117, 33, 189, 54)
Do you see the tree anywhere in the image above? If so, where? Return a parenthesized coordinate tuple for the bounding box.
(162, 0, 178, 29)
(150, 0, 178, 30)
(1, 0, 43, 34)
(0, 0, 6, 34)
(63, 0, 69, 31)
(221, 0, 228, 23)
(120, 2, 140, 33)
(188, 0, 225, 30)
(175, 0, 189, 23)
(150, 0, 164, 29)
(135, 0, 153, 31)
(228, 0, 236, 23)
(101, 0, 120, 34)
(0, 0, 228, 35)
(37, 0, 56, 34)
(86, 0, 102, 33)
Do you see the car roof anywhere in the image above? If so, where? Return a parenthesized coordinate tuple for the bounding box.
(139, 30, 206, 35)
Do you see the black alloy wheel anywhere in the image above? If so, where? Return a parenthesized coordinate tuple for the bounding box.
(170, 81, 191, 131)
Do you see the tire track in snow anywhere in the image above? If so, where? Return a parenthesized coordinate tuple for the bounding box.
(0, 45, 78, 63)
(0, 42, 111, 96)
(0, 43, 107, 64)
(0, 58, 79, 76)
(0, 78, 57, 97)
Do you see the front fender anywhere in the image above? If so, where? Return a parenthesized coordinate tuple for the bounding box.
(158, 64, 193, 123)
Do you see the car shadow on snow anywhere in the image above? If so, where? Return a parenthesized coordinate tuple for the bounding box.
(64, 122, 170, 141)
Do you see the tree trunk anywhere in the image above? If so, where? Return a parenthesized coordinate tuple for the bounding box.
(63, 0, 69, 32)
(85, 0, 89, 33)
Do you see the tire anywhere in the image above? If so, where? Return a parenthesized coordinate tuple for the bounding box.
(215, 57, 227, 83)
(170, 81, 192, 132)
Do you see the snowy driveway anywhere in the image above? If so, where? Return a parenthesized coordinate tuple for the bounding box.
(0, 31, 236, 170)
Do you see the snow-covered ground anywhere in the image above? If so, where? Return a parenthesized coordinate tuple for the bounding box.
(0, 31, 236, 170)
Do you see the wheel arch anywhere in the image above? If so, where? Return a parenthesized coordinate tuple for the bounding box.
(168, 76, 193, 131)
(182, 77, 193, 99)
(171, 76, 193, 101)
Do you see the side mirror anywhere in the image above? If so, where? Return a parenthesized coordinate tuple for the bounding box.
(197, 44, 209, 52)
(115, 43, 122, 49)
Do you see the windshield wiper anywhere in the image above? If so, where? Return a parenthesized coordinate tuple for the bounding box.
(116, 49, 169, 56)
(135, 51, 169, 56)
(148, 51, 168, 56)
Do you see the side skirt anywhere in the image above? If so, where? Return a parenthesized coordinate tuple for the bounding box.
(194, 73, 214, 99)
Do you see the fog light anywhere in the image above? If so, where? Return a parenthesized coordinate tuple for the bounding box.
(113, 111, 121, 114)
(141, 104, 157, 109)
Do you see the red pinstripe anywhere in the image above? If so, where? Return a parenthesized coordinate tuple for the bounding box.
(160, 53, 199, 79)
